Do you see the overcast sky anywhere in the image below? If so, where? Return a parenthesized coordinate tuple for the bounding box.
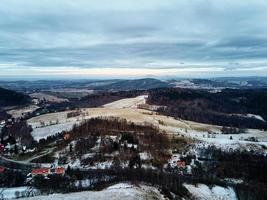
(0, 0, 267, 79)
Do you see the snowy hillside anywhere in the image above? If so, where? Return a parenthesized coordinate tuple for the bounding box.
(20, 183, 165, 200)
(103, 95, 147, 109)
(184, 184, 237, 200)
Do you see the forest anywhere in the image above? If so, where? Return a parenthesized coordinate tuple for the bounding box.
(0, 87, 30, 107)
(147, 88, 267, 129)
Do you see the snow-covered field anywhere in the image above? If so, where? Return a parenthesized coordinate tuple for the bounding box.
(184, 183, 237, 200)
(27, 96, 267, 151)
(7, 105, 39, 118)
(20, 183, 165, 200)
(246, 114, 265, 122)
(30, 92, 68, 103)
(0, 186, 39, 199)
(103, 95, 147, 109)
(30, 121, 75, 141)
(27, 107, 190, 140)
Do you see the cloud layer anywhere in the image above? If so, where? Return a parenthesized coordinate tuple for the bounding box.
(0, 0, 267, 78)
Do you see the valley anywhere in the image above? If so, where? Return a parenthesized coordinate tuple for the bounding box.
(0, 78, 267, 200)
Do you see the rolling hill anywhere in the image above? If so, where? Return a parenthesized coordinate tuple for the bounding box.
(0, 87, 30, 107)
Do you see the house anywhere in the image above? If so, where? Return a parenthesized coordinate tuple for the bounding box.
(63, 133, 71, 141)
(32, 168, 50, 176)
(32, 167, 65, 176)
(0, 144, 4, 152)
(55, 167, 65, 175)
(177, 160, 186, 168)
(0, 166, 5, 173)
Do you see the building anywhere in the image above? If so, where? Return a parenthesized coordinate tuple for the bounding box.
(177, 161, 186, 168)
(31, 167, 65, 176)
(0, 144, 4, 152)
(63, 133, 71, 141)
(0, 166, 5, 173)
(55, 167, 65, 175)
(31, 168, 50, 176)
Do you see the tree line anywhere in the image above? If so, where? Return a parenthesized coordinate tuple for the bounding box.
(147, 88, 267, 129)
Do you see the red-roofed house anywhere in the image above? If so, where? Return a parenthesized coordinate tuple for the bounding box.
(177, 161, 186, 168)
(55, 167, 65, 175)
(32, 168, 50, 176)
(0, 144, 4, 152)
(0, 166, 5, 173)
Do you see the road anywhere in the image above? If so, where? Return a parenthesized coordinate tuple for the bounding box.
(0, 155, 40, 173)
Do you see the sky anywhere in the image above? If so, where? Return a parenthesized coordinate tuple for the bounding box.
(0, 0, 267, 79)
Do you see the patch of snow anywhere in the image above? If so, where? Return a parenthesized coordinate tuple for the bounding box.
(139, 152, 152, 161)
(168, 153, 181, 168)
(30, 93, 68, 103)
(88, 160, 113, 169)
(7, 105, 39, 118)
(30, 122, 74, 141)
(68, 159, 81, 168)
(0, 187, 39, 199)
(103, 95, 147, 109)
(224, 178, 244, 185)
(184, 183, 237, 200)
(246, 114, 265, 122)
(20, 183, 165, 200)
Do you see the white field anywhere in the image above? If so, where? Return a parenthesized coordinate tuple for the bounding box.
(49, 88, 94, 94)
(30, 92, 68, 103)
(184, 184, 237, 200)
(103, 95, 147, 109)
(27, 96, 267, 151)
(246, 114, 265, 122)
(0, 186, 39, 199)
(20, 183, 165, 200)
(7, 105, 39, 118)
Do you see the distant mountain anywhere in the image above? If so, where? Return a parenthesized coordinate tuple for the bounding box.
(0, 80, 120, 92)
(0, 77, 266, 93)
(169, 77, 267, 89)
(96, 78, 169, 91)
(0, 87, 30, 107)
(212, 77, 267, 88)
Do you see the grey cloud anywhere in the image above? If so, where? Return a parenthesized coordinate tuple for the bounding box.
(0, 0, 267, 77)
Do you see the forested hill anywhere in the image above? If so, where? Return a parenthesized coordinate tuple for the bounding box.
(95, 78, 169, 91)
(0, 87, 30, 107)
(147, 88, 267, 129)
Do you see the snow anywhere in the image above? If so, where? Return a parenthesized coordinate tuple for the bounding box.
(0, 187, 39, 199)
(74, 179, 92, 188)
(20, 183, 165, 200)
(224, 178, 244, 185)
(174, 125, 267, 152)
(30, 93, 68, 103)
(88, 160, 113, 169)
(168, 153, 181, 168)
(27, 96, 267, 153)
(139, 152, 152, 160)
(184, 183, 237, 200)
(68, 159, 81, 168)
(103, 95, 147, 109)
(7, 105, 39, 118)
(246, 114, 265, 122)
(30, 122, 74, 141)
